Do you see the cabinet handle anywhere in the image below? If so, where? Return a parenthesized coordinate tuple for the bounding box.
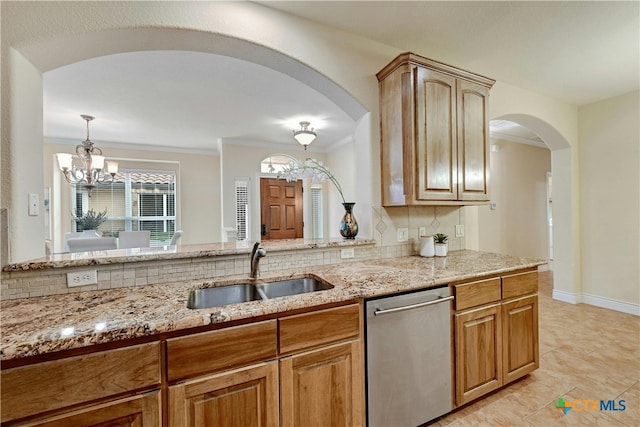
(401, 70, 414, 197)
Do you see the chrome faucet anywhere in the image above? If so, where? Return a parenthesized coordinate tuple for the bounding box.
(250, 242, 266, 278)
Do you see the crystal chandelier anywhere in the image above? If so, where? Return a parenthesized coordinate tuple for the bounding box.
(56, 114, 118, 197)
(293, 121, 317, 150)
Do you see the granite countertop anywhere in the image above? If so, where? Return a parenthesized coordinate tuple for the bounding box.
(2, 238, 376, 272)
(0, 250, 545, 362)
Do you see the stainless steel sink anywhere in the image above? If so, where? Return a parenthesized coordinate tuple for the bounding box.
(187, 284, 261, 309)
(187, 277, 333, 309)
(257, 277, 333, 299)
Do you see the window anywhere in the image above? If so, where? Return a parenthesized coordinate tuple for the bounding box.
(72, 170, 176, 246)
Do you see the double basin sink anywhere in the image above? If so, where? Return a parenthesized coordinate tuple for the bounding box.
(187, 277, 333, 309)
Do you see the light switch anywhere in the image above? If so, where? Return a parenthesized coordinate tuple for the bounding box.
(28, 193, 40, 216)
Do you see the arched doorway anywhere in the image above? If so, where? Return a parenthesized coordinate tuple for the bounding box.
(5, 26, 369, 262)
(489, 114, 576, 303)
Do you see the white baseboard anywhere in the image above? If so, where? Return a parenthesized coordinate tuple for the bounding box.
(552, 289, 580, 304)
(581, 293, 640, 316)
(552, 289, 640, 316)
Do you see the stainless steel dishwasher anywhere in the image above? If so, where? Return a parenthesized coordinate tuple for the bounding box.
(366, 286, 454, 426)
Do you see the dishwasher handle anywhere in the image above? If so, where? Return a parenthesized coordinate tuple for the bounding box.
(373, 295, 454, 316)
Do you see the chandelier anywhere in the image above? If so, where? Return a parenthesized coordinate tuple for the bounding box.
(56, 114, 118, 197)
(293, 121, 317, 150)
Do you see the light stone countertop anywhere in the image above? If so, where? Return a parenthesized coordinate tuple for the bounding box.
(2, 238, 376, 271)
(0, 250, 545, 362)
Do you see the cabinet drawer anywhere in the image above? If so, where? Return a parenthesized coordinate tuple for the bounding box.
(1, 342, 161, 423)
(167, 320, 277, 382)
(502, 271, 538, 299)
(454, 278, 501, 311)
(279, 304, 361, 355)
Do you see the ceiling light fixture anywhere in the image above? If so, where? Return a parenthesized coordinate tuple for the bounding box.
(56, 114, 118, 197)
(293, 121, 317, 150)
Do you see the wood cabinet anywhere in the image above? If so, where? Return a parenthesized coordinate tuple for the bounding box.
(0, 342, 161, 425)
(16, 391, 161, 427)
(454, 302, 503, 405)
(377, 52, 495, 206)
(279, 305, 364, 427)
(169, 362, 278, 427)
(167, 303, 364, 427)
(453, 270, 539, 406)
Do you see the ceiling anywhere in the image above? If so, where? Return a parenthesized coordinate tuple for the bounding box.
(43, 1, 638, 153)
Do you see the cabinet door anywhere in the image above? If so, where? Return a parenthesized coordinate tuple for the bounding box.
(280, 340, 364, 427)
(455, 303, 502, 406)
(414, 66, 458, 201)
(502, 295, 539, 384)
(456, 80, 490, 201)
(17, 391, 161, 427)
(169, 362, 278, 427)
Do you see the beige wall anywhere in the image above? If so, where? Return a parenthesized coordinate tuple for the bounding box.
(579, 90, 639, 310)
(1, 0, 581, 305)
(44, 140, 220, 249)
(477, 141, 551, 259)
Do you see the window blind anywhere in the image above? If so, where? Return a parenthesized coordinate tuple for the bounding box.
(235, 179, 249, 241)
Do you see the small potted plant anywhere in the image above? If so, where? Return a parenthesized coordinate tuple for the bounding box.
(73, 208, 108, 233)
(434, 233, 448, 257)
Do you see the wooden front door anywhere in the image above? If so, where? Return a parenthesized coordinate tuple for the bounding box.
(260, 178, 303, 240)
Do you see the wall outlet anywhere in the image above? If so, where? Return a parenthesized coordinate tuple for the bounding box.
(418, 226, 426, 237)
(396, 227, 409, 242)
(341, 248, 355, 259)
(67, 270, 98, 287)
(455, 224, 465, 237)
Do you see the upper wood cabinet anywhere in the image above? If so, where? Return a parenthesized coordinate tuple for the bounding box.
(377, 52, 495, 206)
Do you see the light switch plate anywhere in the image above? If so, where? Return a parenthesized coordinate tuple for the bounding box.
(418, 226, 426, 237)
(455, 225, 464, 237)
(28, 193, 39, 216)
(396, 227, 409, 242)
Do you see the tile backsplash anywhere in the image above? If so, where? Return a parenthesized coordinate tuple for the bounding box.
(1, 205, 464, 300)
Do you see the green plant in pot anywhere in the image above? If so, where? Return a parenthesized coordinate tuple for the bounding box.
(73, 208, 108, 232)
(434, 233, 448, 257)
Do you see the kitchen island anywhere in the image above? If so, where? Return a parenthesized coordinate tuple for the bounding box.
(1, 250, 543, 362)
(1, 250, 545, 426)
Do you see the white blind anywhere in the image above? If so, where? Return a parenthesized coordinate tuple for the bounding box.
(235, 179, 249, 241)
(73, 170, 176, 246)
(310, 186, 323, 238)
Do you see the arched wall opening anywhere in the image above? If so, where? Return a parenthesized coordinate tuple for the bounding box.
(467, 113, 578, 300)
(4, 27, 372, 263)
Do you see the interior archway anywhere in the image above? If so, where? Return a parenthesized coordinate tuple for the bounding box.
(486, 113, 577, 302)
(7, 27, 371, 262)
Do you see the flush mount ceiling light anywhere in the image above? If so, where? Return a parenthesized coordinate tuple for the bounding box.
(293, 121, 317, 150)
(56, 114, 118, 197)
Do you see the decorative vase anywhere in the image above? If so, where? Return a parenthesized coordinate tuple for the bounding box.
(435, 243, 448, 257)
(339, 202, 359, 239)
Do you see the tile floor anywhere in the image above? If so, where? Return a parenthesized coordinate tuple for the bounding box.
(430, 270, 640, 426)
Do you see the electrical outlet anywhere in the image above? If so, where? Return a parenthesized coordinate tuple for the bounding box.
(67, 270, 98, 287)
(455, 224, 465, 237)
(341, 248, 355, 259)
(396, 227, 409, 242)
(418, 226, 426, 237)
